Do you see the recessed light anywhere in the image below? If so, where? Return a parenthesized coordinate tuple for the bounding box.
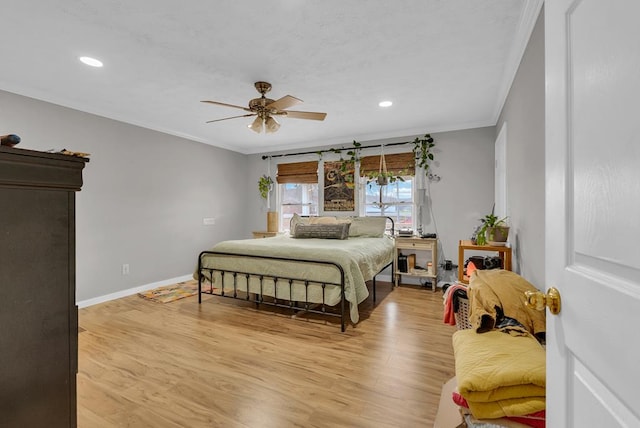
(79, 56, 103, 67)
(378, 101, 393, 107)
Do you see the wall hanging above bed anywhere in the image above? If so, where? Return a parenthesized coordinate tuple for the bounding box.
(323, 161, 355, 212)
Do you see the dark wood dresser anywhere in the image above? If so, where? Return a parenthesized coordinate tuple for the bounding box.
(0, 146, 88, 427)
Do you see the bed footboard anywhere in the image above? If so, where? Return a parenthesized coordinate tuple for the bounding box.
(198, 251, 351, 331)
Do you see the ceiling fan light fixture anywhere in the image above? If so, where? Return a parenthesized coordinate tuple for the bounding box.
(378, 100, 393, 107)
(265, 116, 280, 133)
(203, 81, 326, 132)
(249, 116, 263, 133)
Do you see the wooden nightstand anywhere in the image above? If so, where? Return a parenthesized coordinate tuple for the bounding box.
(394, 236, 438, 291)
(252, 231, 278, 239)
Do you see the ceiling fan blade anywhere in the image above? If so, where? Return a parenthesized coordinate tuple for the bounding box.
(206, 113, 256, 124)
(284, 111, 327, 121)
(201, 100, 252, 112)
(266, 95, 302, 111)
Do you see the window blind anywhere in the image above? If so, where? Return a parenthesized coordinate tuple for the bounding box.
(359, 152, 415, 176)
(276, 161, 319, 183)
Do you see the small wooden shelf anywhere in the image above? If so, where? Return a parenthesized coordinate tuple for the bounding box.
(394, 236, 438, 291)
(252, 231, 278, 239)
(457, 240, 512, 284)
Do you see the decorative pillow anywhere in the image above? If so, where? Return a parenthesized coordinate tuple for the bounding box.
(290, 213, 352, 232)
(289, 213, 309, 233)
(293, 223, 350, 239)
(348, 216, 387, 237)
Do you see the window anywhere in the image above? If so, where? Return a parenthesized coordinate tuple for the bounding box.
(359, 151, 416, 230)
(360, 177, 414, 230)
(279, 183, 319, 231)
(276, 160, 319, 231)
(274, 154, 417, 232)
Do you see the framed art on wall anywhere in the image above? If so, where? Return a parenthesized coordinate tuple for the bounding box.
(322, 161, 356, 213)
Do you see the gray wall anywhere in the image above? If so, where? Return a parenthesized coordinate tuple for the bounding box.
(496, 8, 545, 286)
(1, 90, 248, 303)
(3, 7, 544, 301)
(247, 126, 497, 285)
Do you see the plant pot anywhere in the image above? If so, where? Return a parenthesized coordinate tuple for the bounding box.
(486, 226, 509, 244)
(377, 176, 388, 186)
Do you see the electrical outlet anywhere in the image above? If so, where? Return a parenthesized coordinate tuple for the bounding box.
(203, 217, 215, 225)
(122, 264, 130, 275)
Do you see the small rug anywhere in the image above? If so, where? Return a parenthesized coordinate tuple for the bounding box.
(138, 279, 202, 303)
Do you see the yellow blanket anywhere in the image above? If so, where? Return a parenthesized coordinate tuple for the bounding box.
(452, 329, 546, 419)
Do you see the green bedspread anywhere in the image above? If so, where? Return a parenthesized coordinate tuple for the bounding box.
(196, 234, 395, 324)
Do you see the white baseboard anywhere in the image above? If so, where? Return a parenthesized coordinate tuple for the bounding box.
(77, 274, 193, 308)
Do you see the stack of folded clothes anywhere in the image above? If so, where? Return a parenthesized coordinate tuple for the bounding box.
(451, 269, 547, 427)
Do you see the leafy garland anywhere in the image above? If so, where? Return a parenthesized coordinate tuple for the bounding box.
(316, 134, 436, 184)
(258, 134, 436, 195)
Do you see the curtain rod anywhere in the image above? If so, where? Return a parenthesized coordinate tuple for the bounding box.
(261, 140, 414, 160)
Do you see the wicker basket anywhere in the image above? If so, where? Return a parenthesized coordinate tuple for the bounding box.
(454, 296, 473, 330)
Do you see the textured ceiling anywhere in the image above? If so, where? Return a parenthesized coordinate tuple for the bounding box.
(0, 0, 540, 154)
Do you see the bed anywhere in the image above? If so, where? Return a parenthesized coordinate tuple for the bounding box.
(195, 216, 395, 331)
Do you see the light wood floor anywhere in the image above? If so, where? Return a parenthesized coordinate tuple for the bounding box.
(78, 282, 457, 427)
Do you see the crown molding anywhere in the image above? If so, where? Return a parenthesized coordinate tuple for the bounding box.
(492, 0, 544, 123)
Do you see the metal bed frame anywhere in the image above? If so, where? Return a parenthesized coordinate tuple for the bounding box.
(196, 217, 394, 332)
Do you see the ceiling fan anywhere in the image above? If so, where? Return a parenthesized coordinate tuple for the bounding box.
(201, 81, 327, 133)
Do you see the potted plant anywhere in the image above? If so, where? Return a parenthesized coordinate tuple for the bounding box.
(365, 170, 406, 186)
(258, 174, 273, 200)
(475, 211, 509, 246)
(364, 144, 409, 187)
(412, 134, 435, 174)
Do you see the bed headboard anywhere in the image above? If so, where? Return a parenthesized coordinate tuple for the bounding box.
(382, 216, 395, 236)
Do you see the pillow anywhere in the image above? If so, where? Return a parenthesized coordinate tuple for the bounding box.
(289, 213, 352, 232)
(309, 216, 341, 224)
(289, 213, 309, 233)
(348, 216, 387, 237)
(292, 223, 350, 239)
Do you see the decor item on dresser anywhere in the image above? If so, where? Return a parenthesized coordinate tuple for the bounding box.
(0, 146, 88, 427)
(1, 133, 21, 147)
(195, 215, 395, 332)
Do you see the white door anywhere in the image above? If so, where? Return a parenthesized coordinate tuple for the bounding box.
(545, 0, 640, 426)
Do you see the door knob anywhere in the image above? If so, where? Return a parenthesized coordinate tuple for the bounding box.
(524, 287, 561, 315)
